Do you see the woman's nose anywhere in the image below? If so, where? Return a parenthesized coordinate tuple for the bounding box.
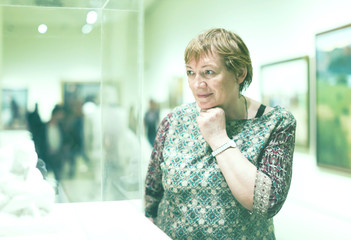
(198, 81, 207, 88)
(194, 75, 207, 88)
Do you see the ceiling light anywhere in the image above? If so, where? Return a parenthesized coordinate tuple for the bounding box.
(86, 11, 98, 24)
(38, 24, 47, 34)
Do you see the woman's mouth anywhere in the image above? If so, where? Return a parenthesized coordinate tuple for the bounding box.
(197, 93, 213, 98)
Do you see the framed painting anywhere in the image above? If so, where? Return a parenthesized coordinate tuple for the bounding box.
(260, 56, 310, 150)
(1, 88, 28, 130)
(316, 24, 351, 171)
(62, 82, 100, 112)
(168, 76, 184, 109)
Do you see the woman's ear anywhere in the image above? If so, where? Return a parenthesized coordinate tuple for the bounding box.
(237, 68, 247, 84)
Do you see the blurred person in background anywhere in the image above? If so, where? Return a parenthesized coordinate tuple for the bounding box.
(45, 104, 65, 182)
(144, 28, 296, 239)
(61, 100, 85, 179)
(26, 103, 48, 177)
(144, 99, 160, 146)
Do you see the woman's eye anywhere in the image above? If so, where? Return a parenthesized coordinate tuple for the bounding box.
(187, 70, 194, 76)
(205, 70, 214, 75)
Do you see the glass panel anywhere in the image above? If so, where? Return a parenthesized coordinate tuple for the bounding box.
(1, 5, 103, 202)
(0, 0, 143, 204)
(100, 9, 142, 201)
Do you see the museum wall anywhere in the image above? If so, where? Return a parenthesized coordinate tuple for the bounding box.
(0, 2, 145, 203)
(1, 6, 141, 122)
(1, 6, 101, 121)
(143, 0, 351, 111)
(143, 0, 351, 238)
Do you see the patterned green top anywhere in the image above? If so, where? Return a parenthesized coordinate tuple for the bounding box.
(144, 102, 296, 239)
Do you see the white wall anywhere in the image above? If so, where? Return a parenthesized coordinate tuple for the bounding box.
(3, 34, 101, 121)
(144, 0, 351, 238)
(1, 6, 101, 121)
(144, 0, 351, 101)
(143, 0, 351, 156)
(1, 6, 141, 122)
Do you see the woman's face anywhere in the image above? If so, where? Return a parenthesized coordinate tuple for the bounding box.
(186, 52, 241, 110)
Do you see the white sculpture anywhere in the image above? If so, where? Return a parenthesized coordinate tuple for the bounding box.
(0, 139, 55, 217)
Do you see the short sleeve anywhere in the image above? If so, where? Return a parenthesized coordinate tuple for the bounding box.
(253, 111, 296, 218)
(144, 113, 172, 218)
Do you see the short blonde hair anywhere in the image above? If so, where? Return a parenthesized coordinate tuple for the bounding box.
(184, 28, 253, 92)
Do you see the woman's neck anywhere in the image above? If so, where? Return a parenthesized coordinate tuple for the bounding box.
(224, 95, 248, 121)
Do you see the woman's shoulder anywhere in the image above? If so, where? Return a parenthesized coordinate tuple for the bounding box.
(247, 97, 295, 122)
(267, 105, 296, 130)
(160, 102, 197, 122)
(173, 102, 196, 111)
(272, 105, 295, 119)
(171, 102, 197, 116)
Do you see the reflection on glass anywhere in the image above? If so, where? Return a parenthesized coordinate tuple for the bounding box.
(144, 99, 160, 147)
(100, 9, 142, 201)
(0, 1, 143, 204)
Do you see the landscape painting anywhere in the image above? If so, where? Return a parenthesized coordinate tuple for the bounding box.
(316, 24, 351, 171)
(260, 56, 310, 150)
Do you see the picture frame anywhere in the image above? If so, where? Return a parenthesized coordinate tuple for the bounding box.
(260, 56, 310, 150)
(315, 24, 351, 171)
(0, 88, 28, 130)
(62, 81, 100, 112)
(168, 76, 184, 109)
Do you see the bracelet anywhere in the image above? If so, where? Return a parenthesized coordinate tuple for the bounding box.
(211, 139, 237, 157)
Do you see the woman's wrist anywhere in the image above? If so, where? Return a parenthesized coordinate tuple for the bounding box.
(209, 136, 231, 151)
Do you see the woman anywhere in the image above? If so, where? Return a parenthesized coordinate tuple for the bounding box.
(144, 28, 296, 239)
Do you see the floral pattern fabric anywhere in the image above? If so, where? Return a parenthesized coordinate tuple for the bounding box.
(144, 102, 296, 240)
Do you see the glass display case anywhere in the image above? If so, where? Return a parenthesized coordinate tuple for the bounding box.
(0, 0, 145, 203)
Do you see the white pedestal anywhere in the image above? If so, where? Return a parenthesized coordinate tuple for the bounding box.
(0, 200, 170, 240)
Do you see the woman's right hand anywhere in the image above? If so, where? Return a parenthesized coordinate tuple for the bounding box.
(197, 107, 228, 150)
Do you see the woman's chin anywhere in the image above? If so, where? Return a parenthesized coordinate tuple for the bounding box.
(197, 102, 214, 110)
